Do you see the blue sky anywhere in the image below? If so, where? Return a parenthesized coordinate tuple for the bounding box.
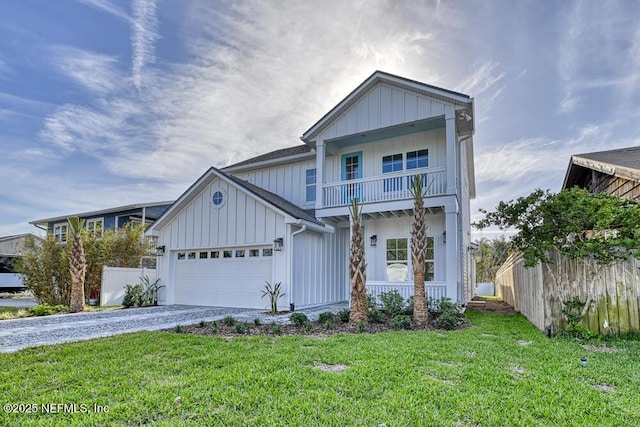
(1, 0, 639, 238)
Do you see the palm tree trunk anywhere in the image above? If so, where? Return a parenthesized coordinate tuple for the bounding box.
(348, 199, 368, 324)
(68, 217, 86, 313)
(411, 175, 428, 327)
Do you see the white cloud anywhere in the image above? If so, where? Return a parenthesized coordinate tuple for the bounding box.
(75, 0, 131, 23)
(131, 0, 158, 92)
(50, 47, 123, 95)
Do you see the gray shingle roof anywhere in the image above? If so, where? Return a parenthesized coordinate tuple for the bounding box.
(224, 144, 313, 169)
(574, 146, 640, 171)
(226, 174, 321, 225)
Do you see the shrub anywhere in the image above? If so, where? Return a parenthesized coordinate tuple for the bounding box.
(428, 297, 461, 318)
(323, 319, 334, 330)
(270, 322, 281, 335)
(222, 315, 236, 326)
(175, 324, 183, 333)
(290, 312, 309, 327)
(357, 320, 366, 333)
(337, 309, 350, 323)
(318, 311, 334, 324)
(253, 318, 262, 326)
(404, 296, 415, 315)
(368, 308, 386, 323)
(304, 321, 313, 333)
(198, 320, 206, 328)
(435, 311, 460, 330)
(261, 281, 285, 314)
(379, 290, 405, 316)
(122, 284, 144, 308)
(28, 304, 69, 316)
(366, 293, 378, 311)
(391, 314, 412, 331)
(235, 323, 248, 334)
(211, 322, 218, 334)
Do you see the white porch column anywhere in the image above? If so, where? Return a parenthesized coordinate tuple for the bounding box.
(445, 106, 457, 195)
(315, 139, 325, 210)
(444, 199, 459, 301)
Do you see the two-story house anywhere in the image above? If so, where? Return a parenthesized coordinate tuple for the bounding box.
(147, 71, 476, 310)
(31, 201, 173, 244)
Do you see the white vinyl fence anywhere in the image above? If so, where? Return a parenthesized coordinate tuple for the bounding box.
(101, 266, 157, 307)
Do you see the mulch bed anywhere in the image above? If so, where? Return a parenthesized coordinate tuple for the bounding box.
(167, 316, 471, 338)
(468, 297, 518, 314)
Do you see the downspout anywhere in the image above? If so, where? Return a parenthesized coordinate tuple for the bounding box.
(289, 225, 307, 311)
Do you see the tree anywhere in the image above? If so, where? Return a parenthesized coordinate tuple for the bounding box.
(474, 237, 511, 283)
(475, 187, 640, 318)
(409, 174, 428, 327)
(348, 198, 368, 324)
(67, 217, 87, 313)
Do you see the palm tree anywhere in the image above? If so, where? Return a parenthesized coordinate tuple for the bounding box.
(68, 217, 86, 313)
(348, 198, 368, 324)
(410, 175, 428, 327)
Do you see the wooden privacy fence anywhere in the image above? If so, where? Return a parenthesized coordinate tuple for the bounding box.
(496, 251, 640, 335)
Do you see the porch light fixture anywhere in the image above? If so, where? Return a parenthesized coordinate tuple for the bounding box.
(155, 245, 166, 256)
(370, 234, 377, 247)
(273, 237, 284, 252)
(442, 231, 446, 243)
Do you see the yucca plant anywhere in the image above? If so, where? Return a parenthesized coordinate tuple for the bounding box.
(410, 175, 429, 327)
(348, 198, 368, 324)
(67, 217, 87, 313)
(261, 281, 285, 314)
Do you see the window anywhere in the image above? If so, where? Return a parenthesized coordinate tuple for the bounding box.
(406, 149, 428, 169)
(382, 153, 403, 192)
(235, 249, 245, 258)
(305, 168, 316, 202)
(425, 236, 435, 281)
(249, 249, 260, 257)
(199, 252, 208, 259)
(223, 250, 233, 258)
(212, 190, 225, 207)
(382, 154, 403, 173)
(344, 154, 360, 180)
(188, 252, 196, 260)
(211, 251, 220, 259)
(262, 248, 273, 257)
(386, 238, 408, 281)
(177, 252, 186, 260)
(53, 223, 68, 243)
(86, 218, 104, 237)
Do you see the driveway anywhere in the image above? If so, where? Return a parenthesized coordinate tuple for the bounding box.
(0, 302, 347, 353)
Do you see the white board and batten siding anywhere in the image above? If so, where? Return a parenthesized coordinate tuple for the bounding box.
(233, 159, 316, 209)
(317, 83, 449, 142)
(156, 177, 287, 307)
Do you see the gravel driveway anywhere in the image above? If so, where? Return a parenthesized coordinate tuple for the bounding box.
(0, 302, 347, 353)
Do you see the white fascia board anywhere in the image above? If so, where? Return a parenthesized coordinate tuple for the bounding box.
(286, 218, 334, 234)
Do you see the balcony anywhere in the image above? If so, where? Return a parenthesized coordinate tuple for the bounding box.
(321, 168, 447, 208)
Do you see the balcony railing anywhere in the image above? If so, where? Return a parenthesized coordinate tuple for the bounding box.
(367, 281, 447, 302)
(322, 168, 447, 208)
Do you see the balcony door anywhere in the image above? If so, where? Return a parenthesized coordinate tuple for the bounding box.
(341, 151, 363, 203)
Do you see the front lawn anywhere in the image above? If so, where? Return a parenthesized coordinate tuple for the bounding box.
(1, 312, 639, 426)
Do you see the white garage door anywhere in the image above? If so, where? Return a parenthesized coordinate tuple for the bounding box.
(173, 247, 273, 309)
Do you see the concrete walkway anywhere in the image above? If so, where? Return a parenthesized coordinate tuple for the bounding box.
(0, 302, 348, 353)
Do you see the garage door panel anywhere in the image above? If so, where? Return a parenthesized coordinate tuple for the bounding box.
(173, 249, 272, 309)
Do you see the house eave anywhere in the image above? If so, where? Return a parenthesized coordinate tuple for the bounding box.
(30, 201, 175, 227)
(222, 151, 316, 173)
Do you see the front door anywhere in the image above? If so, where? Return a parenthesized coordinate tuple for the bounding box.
(341, 151, 363, 204)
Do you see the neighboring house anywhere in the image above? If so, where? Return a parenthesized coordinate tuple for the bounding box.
(0, 233, 42, 291)
(147, 71, 476, 310)
(30, 201, 173, 244)
(563, 146, 640, 201)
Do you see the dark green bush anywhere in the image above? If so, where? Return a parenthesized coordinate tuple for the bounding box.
(391, 314, 412, 330)
(357, 320, 366, 333)
(379, 290, 405, 316)
(211, 322, 218, 334)
(235, 323, 248, 334)
(253, 318, 262, 326)
(175, 324, 183, 333)
(290, 312, 309, 326)
(435, 311, 460, 330)
(122, 284, 144, 308)
(337, 309, 350, 323)
(366, 294, 378, 311)
(28, 304, 69, 316)
(270, 322, 281, 335)
(318, 311, 334, 324)
(368, 308, 386, 323)
(323, 318, 334, 330)
(222, 315, 236, 326)
(304, 321, 312, 333)
(404, 296, 415, 315)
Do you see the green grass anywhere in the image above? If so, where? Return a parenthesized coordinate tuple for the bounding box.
(1, 312, 639, 426)
(0, 304, 121, 320)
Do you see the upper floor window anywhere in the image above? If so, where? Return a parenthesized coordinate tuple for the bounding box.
(382, 154, 403, 173)
(305, 168, 316, 202)
(386, 238, 408, 281)
(406, 149, 428, 169)
(54, 223, 68, 243)
(86, 218, 104, 237)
